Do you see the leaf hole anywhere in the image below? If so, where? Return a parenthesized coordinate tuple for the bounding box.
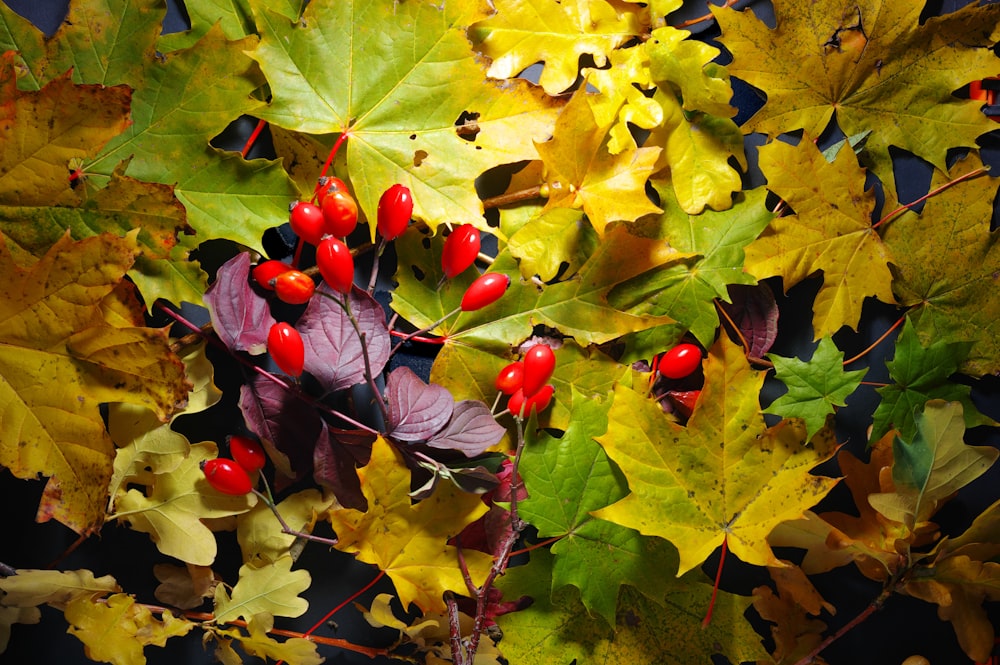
(455, 111, 481, 142)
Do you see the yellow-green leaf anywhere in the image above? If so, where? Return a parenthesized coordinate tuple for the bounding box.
(213, 557, 310, 624)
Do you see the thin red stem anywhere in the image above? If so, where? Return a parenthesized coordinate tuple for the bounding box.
(673, 0, 741, 28)
(842, 310, 907, 366)
(240, 119, 268, 159)
(509, 534, 564, 558)
(312, 131, 351, 202)
(702, 534, 728, 627)
(872, 166, 989, 231)
(388, 329, 447, 344)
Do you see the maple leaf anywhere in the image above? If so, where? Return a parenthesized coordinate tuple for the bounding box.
(112, 442, 256, 566)
(0, 50, 131, 208)
(593, 336, 840, 576)
(248, 0, 559, 238)
(158, 0, 256, 52)
(770, 434, 925, 582)
(506, 207, 596, 283)
(213, 557, 311, 624)
(881, 152, 1000, 376)
(869, 400, 998, 531)
(325, 437, 493, 614)
(469, 0, 644, 96)
(495, 548, 768, 665)
(715, 0, 1000, 184)
(0, 231, 189, 533)
(745, 137, 895, 338)
(607, 184, 773, 346)
(517, 389, 681, 623)
(65, 593, 193, 665)
(535, 86, 662, 234)
(871, 320, 993, 444)
(765, 336, 866, 439)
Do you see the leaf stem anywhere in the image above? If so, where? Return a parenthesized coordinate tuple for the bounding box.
(390, 308, 459, 355)
(841, 310, 907, 366)
(702, 534, 728, 627)
(240, 118, 268, 159)
(313, 131, 351, 202)
(872, 165, 989, 231)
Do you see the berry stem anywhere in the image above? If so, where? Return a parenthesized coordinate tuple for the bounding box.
(366, 237, 386, 294)
(872, 165, 989, 231)
(390, 308, 459, 355)
(702, 534, 728, 627)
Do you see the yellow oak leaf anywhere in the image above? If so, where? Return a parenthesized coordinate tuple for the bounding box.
(744, 137, 895, 338)
(0, 231, 189, 534)
(65, 593, 193, 665)
(213, 556, 310, 624)
(469, 0, 645, 95)
(0, 569, 120, 610)
(326, 437, 492, 614)
(593, 336, 839, 576)
(535, 87, 662, 235)
(210, 613, 323, 665)
(715, 0, 1000, 185)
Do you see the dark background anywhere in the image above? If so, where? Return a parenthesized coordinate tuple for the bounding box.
(1, 1, 999, 664)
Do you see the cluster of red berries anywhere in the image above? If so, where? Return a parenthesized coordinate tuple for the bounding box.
(496, 343, 556, 417)
(201, 435, 266, 496)
(655, 342, 703, 418)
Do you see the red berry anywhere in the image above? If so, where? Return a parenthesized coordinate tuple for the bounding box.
(201, 458, 253, 495)
(316, 236, 354, 294)
(229, 435, 266, 475)
(507, 384, 554, 417)
(272, 270, 315, 305)
(377, 184, 413, 240)
(522, 344, 555, 397)
(657, 343, 702, 379)
(667, 390, 701, 419)
(495, 361, 524, 395)
(288, 201, 326, 245)
(321, 189, 359, 238)
(441, 224, 481, 278)
(460, 273, 511, 312)
(267, 322, 305, 377)
(252, 260, 291, 291)
(316, 176, 348, 204)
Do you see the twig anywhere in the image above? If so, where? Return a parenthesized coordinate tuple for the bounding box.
(481, 185, 542, 210)
(250, 490, 339, 548)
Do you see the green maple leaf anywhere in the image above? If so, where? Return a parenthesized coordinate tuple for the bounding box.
(213, 557, 311, 624)
(158, 0, 259, 52)
(248, 0, 559, 238)
(745, 137, 895, 338)
(84, 26, 298, 255)
(518, 390, 680, 623)
(869, 400, 998, 530)
(765, 336, 866, 439)
(496, 548, 767, 665)
(469, 0, 645, 96)
(608, 185, 772, 346)
(881, 152, 1000, 376)
(593, 336, 839, 575)
(715, 0, 1000, 185)
(872, 319, 993, 444)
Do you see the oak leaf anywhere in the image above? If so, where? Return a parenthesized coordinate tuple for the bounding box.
(249, 0, 559, 238)
(210, 613, 323, 665)
(715, 0, 1000, 184)
(213, 557, 310, 624)
(752, 565, 833, 665)
(593, 336, 839, 575)
(0, 569, 120, 609)
(745, 137, 894, 338)
(326, 437, 493, 614)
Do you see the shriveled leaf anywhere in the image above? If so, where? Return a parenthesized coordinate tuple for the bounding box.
(213, 557, 310, 624)
(299, 286, 390, 393)
(153, 564, 218, 610)
(593, 336, 840, 575)
(204, 253, 275, 356)
(312, 424, 371, 511)
(249, 0, 559, 238)
(765, 337, 866, 439)
(326, 437, 493, 614)
(869, 400, 998, 530)
(745, 138, 894, 338)
(240, 374, 323, 483)
(752, 565, 832, 665)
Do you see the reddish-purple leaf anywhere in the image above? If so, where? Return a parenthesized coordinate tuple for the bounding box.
(239, 375, 321, 485)
(204, 253, 275, 355)
(313, 423, 372, 511)
(425, 400, 505, 456)
(720, 283, 779, 359)
(298, 285, 391, 392)
(386, 366, 454, 442)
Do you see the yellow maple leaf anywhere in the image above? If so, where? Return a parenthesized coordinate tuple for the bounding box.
(0, 231, 190, 534)
(593, 336, 839, 576)
(535, 87, 662, 235)
(744, 137, 895, 338)
(326, 437, 492, 614)
(469, 0, 645, 95)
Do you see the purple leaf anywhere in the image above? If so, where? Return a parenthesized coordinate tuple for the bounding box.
(298, 285, 390, 392)
(313, 423, 372, 511)
(721, 283, 779, 358)
(204, 253, 276, 355)
(386, 366, 454, 442)
(425, 400, 505, 456)
(239, 375, 321, 484)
